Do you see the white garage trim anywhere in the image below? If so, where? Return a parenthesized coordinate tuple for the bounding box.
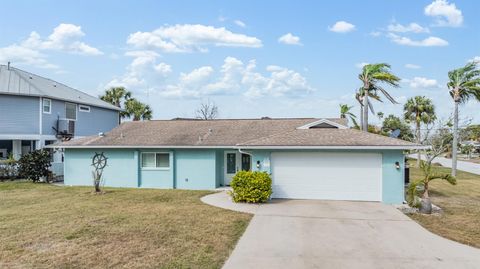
(271, 152, 383, 201)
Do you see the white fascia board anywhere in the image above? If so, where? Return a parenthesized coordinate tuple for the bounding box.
(45, 145, 235, 149)
(49, 144, 428, 150)
(297, 119, 348, 129)
(235, 145, 429, 150)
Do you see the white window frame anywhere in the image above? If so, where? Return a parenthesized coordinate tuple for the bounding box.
(141, 152, 171, 170)
(65, 102, 77, 121)
(79, 105, 91, 113)
(42, 98, 51, 114)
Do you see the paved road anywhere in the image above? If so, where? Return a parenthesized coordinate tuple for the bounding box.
(410, 154, 480, 175)
(223, 199, 480, 269)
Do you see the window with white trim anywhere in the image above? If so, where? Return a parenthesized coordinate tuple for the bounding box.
(141, 153, 170, 169)
(79, 105, 90, 112)
(65, 103, 77, 120)
(42, 98, 51, 114)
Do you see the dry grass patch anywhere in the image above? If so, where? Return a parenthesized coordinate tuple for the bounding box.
(0, 182, 251, 268)
(407, 162, 480, 248)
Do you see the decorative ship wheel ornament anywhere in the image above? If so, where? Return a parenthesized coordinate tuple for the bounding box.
(92, 152, 108, 170)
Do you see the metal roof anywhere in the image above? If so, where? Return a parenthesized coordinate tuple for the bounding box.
(0, 64, 121, 111)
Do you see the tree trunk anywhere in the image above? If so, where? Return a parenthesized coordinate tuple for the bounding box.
(416, 120, 421, 167)
(362, 92, 369, 132)
(452, 100, 459, 177)
(359, 105, 364, 131)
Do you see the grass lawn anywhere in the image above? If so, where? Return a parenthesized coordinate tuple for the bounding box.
(0, 182, 252, 268)
(407, 162, 480, 248)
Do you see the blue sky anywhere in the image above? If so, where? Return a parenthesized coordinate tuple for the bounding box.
(1, 0, 479, 123)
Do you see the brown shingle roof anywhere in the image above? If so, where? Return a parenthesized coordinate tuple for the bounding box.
(57, 118, 421, 149)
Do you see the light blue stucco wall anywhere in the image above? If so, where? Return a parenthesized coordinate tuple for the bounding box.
(382, 150, 405, 204)
(42, 98, 118, 137)
(63, 147, 406, 203)
(64, 148, 138, 187)
(175, 149, 217, 190)
(0, 94, 40, 134)
(139, 150, 174, 188)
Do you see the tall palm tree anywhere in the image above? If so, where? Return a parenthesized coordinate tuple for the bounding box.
(125, 98, 153, 121)
(358, 63, 401, 131)
(447, 62, 480, 176)
(404, 96, 437, 166)
(355, 88, 382, 130)
(339, 104, 358, 127)
(100, 87, 132, 123)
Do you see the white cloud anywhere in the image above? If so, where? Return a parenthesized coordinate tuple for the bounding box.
(127, 24, 262, 53)
(405, 63, 421, 69)
(425, 0, 463, 27)
(106, 50, 171, 90)
(468, 56, 480, 63)
(0, 23, 100, 69)
(387, 23, 429, 33)
(234, 20, 246, 28)
(388, 33, 448, 47)
(22, 24, 102, 55)
(159, 57, 314, 99)
(370, 31, 382, 37)
(278, 33, 302, 45)
(328, 21, 356, 33)
(0, 44, 58, 69)
(405, 77, 439, 88)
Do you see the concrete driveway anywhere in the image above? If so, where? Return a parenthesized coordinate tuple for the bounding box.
(222, 199, 480, 269)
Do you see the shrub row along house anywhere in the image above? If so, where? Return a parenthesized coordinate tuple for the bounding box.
(54, 118, 424, 203)
(0, 64, 121, 175)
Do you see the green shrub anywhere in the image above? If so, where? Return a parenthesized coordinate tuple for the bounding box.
(18, 150, 52, 182)
(230, 171, 272, 203)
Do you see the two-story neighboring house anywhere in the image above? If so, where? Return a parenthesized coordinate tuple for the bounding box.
(0, 63, 121, 175)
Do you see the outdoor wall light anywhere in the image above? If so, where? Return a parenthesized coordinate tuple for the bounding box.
(395, 162, 400, 170)
(256, 160, 261, 169)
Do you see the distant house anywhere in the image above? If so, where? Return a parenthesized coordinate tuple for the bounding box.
(0, 63, 122, 175)
(54, 118, 424, 204)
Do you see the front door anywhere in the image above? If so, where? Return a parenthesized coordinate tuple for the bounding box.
(224, 151, 238, 185)
(224, 152, 252, 186)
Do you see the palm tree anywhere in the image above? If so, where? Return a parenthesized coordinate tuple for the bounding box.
(404, 96, 437, 166)
(339, 104, 358, 127)
(358, 63, 401, 131)
(100, 87, 132, 123)
(355, 88, 382, 130)
(447, 62, 480, 176)
(125, 98, 153, 121)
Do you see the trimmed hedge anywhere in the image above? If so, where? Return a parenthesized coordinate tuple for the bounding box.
(230, 171, 272, 203)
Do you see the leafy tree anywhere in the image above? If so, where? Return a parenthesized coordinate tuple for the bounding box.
(18, 150, 52, 182)
(358, 63, 401, 132)
(125, 98, 153, 121)
(339, 104, 358, 127)
(100, 87, 132, 123)
(195, 100, 219, 120)
(404, 96, 436, 166)
(447, 62, 480, 176)
(381, 114, 413, 141)
(377, 112, 384, 120)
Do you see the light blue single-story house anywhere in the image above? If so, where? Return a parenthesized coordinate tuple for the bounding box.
(53, 118, 423, 204)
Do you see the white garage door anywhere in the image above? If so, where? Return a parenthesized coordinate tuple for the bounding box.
(271, 152, 382, 201)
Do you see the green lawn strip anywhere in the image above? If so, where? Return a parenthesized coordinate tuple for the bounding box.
(407, 162, 480, 248)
